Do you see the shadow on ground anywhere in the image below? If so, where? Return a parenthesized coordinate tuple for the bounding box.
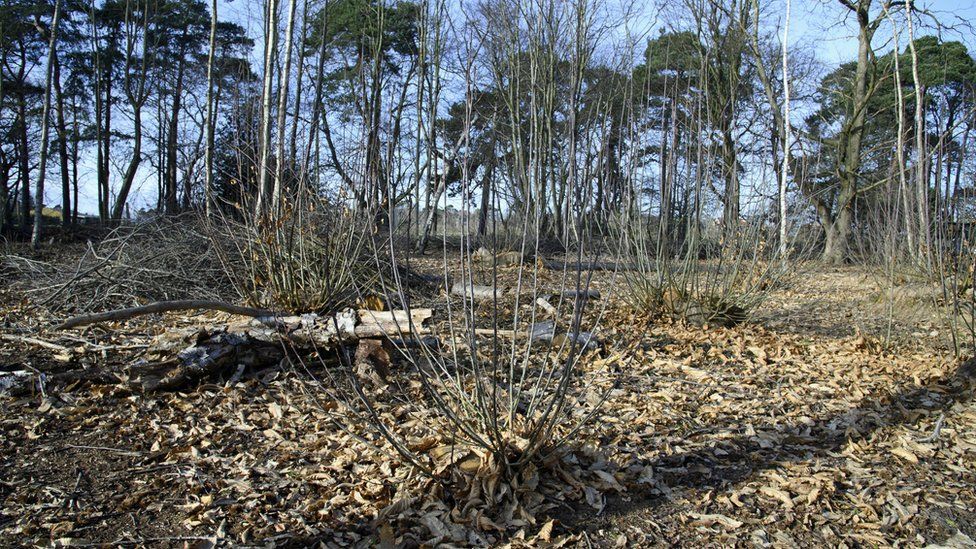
(562, 358, 976, 542)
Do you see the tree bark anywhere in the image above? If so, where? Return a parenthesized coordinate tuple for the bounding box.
(113, 103, 142, 221)
(817, 0, 879, 263)
(17, 93, 30, 233)
(271, 0, 298, 208)
(255, 0, 279, 219)
(165, 50, 187, 215)
(203, 0, 218, 216)
(822, 204, 852, 265)
(53, 52, 71, 228)
(31, 0, 61, 249)
(905, 5, 930, 266)
(100, 55, 114, 222)
(778, 0, 791, 257)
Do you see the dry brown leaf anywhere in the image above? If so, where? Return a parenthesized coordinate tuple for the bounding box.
(537, 519, 556, 542)
(760, 486, 794, 509)
(689, 512, 744, 530)
(890, 447, 919, 464)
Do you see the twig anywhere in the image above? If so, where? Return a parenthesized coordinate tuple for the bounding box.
(920, 413, 945, 443)
(68, 469, 83, 510)
(66, 536, 216, 547)
(0, 333, 72, 354)
(58, 300, 275, 330)
(473, 327, 520, 338)
(64, 444, 143, 457)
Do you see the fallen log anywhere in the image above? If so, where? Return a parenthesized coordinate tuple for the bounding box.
(471, 322, 602, 350)
(130, 308, 434, 392)
(451, 282, 507, 300)
(0, 370, 34, 396)
(535, 296, 557, 315)
(470, 321, 553, 342)
(132, 331, 284, 392)
(49, 303, 438, 392)
(247, 308, 433, 344)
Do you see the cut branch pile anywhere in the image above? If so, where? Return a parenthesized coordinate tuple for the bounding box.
(4, 220, 237, 314)
(53, 303, 434, 392)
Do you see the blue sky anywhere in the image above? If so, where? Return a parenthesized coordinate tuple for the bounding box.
(791, 0, 976, 62)
(64, 0, 976, 215)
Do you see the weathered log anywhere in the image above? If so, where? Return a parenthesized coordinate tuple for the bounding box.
(10, 307, 437, 394)
(249, 308, 433, 344)
(470, 321, 555, 341)
(471, 322, 600, 351)
(535, 296, 557, 315)
(552, 331, 601, 351)
(355, 309, 434, 338)
(130, 308, 434, 392)
(472, 248, 523, 267)
(133, 331, 284, 392)
(451, 282, 507, 300)
(0, 370, 34, 396)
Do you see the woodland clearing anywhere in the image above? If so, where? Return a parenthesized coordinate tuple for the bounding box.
(1, 241, 973, 548)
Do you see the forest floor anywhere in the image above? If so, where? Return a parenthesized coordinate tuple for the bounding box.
(1, 245, 974, 547)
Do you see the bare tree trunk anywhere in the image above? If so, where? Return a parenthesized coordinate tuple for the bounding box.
(951, 118, 972, 222)
(17, 95, 30, 232)
(271, 0, 298, 208)
(114, 0, 151, 223)
(203, 0, 218, 216)
(304, 2, 329, 171)
(476, 155, 495, 242)
(113, 104, 143, 221)
(890, 11, 915, 259)
(53, 52, 71, 228)
(905, 4, 930, 268)
(778, 0, 791, 257)
(0, 168, 9, 234)
(90, 7, 105, 222)
(820, 0, 877, 264)
(70, 95, 80, 224)
(0, 47, 6, 233)
(288, 0, 309, 169)
(100, 59, 113, 222)
(255, 0, 279, 219)
(32, 0, 62, 248)
(822, 208, 852, 265)
(165, 61, 186, 215)
(417, 175, 445, 254)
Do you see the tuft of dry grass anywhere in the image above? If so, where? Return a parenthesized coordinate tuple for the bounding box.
(208, 194, 373, 314)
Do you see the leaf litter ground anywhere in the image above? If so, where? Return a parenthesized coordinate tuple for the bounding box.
(1, 259, 974, 547)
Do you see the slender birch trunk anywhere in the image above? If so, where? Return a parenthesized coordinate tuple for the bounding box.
(255, 0, 279, 219)
(778, 0, 791, 257)
(905, 4, 930, 268)
(271, 0, 298, 208)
